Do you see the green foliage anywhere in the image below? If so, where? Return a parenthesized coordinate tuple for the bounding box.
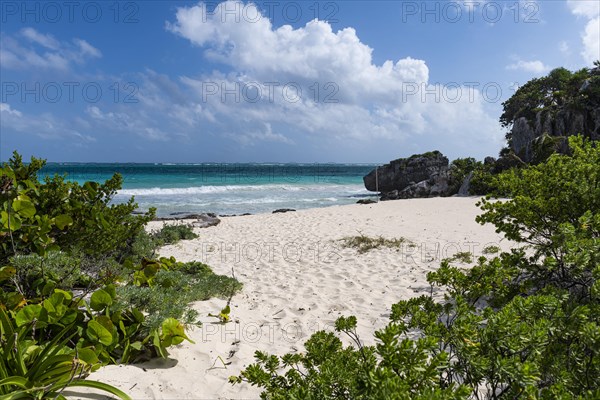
(1, 152, 241, 396)
(446, 157, 506, 197)
(447, 157, 479, 195)
(448, 251, 473, 263)
(117, 260, 242, 330)
(500, 65, 600, 143)
(469, 165, 501, 196)
(151, 224, 198, 246)
(0, 305, 131, 400)
(501, 67, 581, 128)
(341, 235, 409, 254)
(236, 135, 600, 399)
(0, 152, 155, 264)
(482, 245, 501, 255)
(208, 304, 231, 323)
(477, 136, 600, 291)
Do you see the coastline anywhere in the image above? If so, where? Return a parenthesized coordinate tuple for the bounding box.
(77, 197, 511, 399)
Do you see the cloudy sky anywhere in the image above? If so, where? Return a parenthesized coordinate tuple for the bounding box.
(1, 0, 598, 162)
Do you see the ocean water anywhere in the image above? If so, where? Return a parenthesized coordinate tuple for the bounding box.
(39, 163, 378, 216)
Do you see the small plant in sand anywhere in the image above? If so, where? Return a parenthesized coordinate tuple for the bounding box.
(448, 251, 473, 263)
(482, 245, 501, 254)
(341, 234, 409, 254)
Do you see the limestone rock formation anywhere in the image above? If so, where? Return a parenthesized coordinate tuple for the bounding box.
(363, 151, 451, 200)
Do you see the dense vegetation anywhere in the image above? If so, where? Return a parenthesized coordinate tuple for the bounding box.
(234, 136, 600, 398)
(445, 62, 600, 197)
(0, 153, 240, 398)
(500, 61, 600, 141)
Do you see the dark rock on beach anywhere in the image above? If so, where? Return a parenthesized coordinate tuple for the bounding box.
(356, 199, 377, 204)
(363, 151, 451, 200)
(272, 208, 296, 213)
(154, 213, 221, 228)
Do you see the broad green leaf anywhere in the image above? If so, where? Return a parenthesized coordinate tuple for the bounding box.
(90, 289, 113, 311)
(87, 320, 113, 346)
(12, 198, 36, 218)
(53, 214, 73, 230)
(1, 211, 22, 231)
(0, 266, 16, 282)
(161, 318, 193, 346)
(15, 304, 46, 327)
(77, 347, 100, 366)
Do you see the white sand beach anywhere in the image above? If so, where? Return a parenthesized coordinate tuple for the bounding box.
(81, 197, 511, 399)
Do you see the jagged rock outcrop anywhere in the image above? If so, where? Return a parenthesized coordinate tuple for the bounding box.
(363, 151, 450, 200)
(154, 213, 221, 228)
(510, 106, 600, 163)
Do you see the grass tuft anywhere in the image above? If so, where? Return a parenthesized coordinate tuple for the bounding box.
(341, 235, 410, 254)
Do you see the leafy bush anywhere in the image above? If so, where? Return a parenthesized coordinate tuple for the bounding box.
(448, 251, 473, 263)
(447, 157, 479, 195)
(477, 136, 600, 292)
(0, 152, 155, 265)
(0, 152, 241, 396)
(469, 164, 500, 196)
(151, 223, 198, 246)
(482, 245, 501, 254)
(446, 157, 505, 196)
(116, 259, 242, 330)
(0, 308, 131, 400)
(235, 136, 600, 399)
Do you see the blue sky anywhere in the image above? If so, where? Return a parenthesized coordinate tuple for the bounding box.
(1, 0, 598, 163)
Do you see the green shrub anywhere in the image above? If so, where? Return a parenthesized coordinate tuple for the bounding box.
(0, 152, 155, 264)
(152, 224, 198, 246)
(482, 245, 501, 254)
(0, 308, 131, 400)
(447, 157, 479, 196)
(0, 152, 241, 396)
(448, 251, 473, 263)
(8, 252, 91, 296)
(116, 260, 242, 330)
(469, 165, 500, 196)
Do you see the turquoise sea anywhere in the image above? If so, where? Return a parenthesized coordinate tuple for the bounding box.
(39, 163, 378, 216)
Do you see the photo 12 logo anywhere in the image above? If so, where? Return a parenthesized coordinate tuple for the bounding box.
(0, 1, 140, 23)
(1, 81, 139, 104)
(199, 81, 339, 104)
(199, 1, 340, 24)
(400, 1, 540, 24)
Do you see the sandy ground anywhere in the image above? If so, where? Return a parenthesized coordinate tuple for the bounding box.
(72, 197, 511, 399)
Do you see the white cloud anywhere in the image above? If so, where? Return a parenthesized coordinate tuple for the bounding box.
(86, 105, 168, 141)
(581, 16, 600, 64)
(73, 38, 102, 59)
(567, 0, 599, 19)
(506, 59, 551, 74)
(20, 27, 60, 50)
(227, 123, 294, 145)
(567, 0, 600, 64)
(559, 40, 570, 55)
(164, 0, 502, 158)
(0, 28, 101, 71)
(0, 103, 22, 117)
(0, 102, 95, 143)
